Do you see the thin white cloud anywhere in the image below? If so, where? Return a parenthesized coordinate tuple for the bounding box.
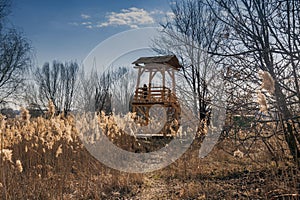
(70, 7, 170, 29)
(81, 22, 92, 25)
(69, 22, 79, 26)
(160, 11, 175, 25)
(81, 14, 91, 19)
(166, 11, 175, 19)
(150, 9, 165, 15)
(98, 7, 155, 28)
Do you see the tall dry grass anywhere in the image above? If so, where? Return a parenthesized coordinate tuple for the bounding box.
(0, 100, 299, 199)
(0, 105, 143, 199)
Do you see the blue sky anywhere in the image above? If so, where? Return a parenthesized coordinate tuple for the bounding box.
(9, 0, 173, 66)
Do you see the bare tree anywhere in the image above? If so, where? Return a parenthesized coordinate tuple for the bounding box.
(209, 0, 300, 164)
(110, 68, 136, 114)
(78, 68, 111, 114)
(153, 0, 224, 121)
(94, 71, 111, 113)
(77, 66, 135, 114)
(0, 0, 32, 105)
(33, 61, 79, 115)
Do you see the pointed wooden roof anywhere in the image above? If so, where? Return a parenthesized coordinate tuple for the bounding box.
(132, 55, 182, 70)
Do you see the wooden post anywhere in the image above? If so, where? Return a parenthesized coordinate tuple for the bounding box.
(148, 69, 153, 101)
(172, 69, 175, 93)
(136, 66, 142, 89)
(149, 69, 152, 87)
(162, 67, 165, 101)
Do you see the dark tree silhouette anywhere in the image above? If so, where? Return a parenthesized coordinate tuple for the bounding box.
(34, 61, 79, 115)
(0, 0, 32, 104)
(209, 0, 300, 164)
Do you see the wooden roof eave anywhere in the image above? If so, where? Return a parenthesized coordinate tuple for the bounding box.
(132, 55, 182, 70)
(133, 63, 180, 71)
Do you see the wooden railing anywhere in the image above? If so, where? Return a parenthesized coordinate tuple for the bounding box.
(132, 86, 178, 105)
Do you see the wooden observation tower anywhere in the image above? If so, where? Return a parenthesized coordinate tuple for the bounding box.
(131, 55, 182, 135)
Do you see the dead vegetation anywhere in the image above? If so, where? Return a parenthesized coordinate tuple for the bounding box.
(0, 107, 299, 199)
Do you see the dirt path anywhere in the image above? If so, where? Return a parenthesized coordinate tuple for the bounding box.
(132, 175, 180, 200)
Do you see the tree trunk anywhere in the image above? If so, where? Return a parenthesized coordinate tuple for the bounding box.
(274, 81, 300, 166)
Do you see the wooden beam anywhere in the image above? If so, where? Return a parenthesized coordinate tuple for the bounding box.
(136, 67, 146, 88)
(148, 69, 152, 86)
(149, 71, 157, 82)
(172, 70, 175, 93)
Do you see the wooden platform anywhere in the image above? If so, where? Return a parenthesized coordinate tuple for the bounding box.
(131, 86, 180, 107)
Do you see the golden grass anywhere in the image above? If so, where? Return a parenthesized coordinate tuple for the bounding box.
(0, 106, 299, 199)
